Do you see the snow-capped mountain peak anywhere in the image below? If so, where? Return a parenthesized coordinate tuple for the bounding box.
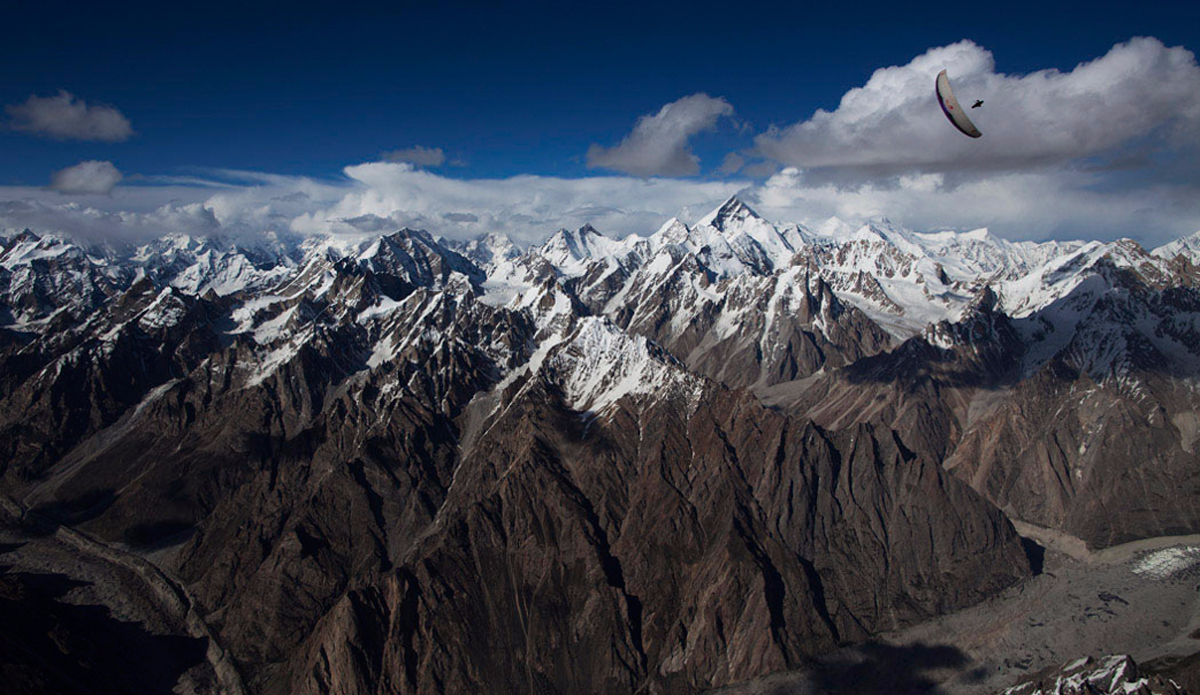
(534, 224, 642, 278)
(1152, 229, 1200, 264)
(1, 229, 87, 267)
(541, 225, 605, 262)
(652, 217, 690, 246)
(452, 232, 522, 270)
(696, 196, 761, 230)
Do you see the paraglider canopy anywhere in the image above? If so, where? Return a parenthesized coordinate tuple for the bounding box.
(936, 70, 982, 138)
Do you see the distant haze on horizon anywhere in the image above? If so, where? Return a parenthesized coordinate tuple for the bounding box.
(2, 1, 1199, 247)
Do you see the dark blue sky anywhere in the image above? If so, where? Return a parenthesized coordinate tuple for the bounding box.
(3, 0, 1196, 184)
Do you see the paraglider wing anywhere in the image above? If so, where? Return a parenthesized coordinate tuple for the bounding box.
(936, 69, 982, 138)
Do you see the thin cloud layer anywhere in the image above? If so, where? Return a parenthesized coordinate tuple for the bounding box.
(588, 94, 734, 177)
(755, 37, 1200, 174)
(2, 155, 1197, 249)
(0, 164, 746, 246)
(749, 166, 1200, 245)
(295, 162, 745, 244)
(6, 90, 134, 142)
(383, 146, 446, 167)
(0, 198, 221, 242)
(49, 160, 123, 195)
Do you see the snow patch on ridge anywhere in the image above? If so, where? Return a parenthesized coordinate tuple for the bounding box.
(548, 317, 700, 414)
(1131, 546, 1200, 580)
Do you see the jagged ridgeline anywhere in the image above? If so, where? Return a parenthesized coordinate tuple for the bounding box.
(2, 198, 1199, 694)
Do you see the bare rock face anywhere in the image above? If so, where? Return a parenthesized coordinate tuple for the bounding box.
(794, 286, 1022, 466)
(272, 375, 1027, 695)
(0, 279, 225, 484)
(945, 276, 1200, 547)
(791, 270, 1200, 549)
(945, 363, 1200, 547)
(1144, 651, 1200, 695)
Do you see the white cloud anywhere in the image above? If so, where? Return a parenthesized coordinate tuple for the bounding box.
(6, 90, 134, 142)
(49, 160, 123, 195)
(0, 164, 746, 247)
(719, 152, 745, 175)
(1, 157, 1196, 250)
(0, 198, 221, 243)
(587, 94, 735, 177)
(755, 37, 1200, 174)
(382, 146, 446, 167)
(293, 161, 746, 244)
(0, 170, 348, 242)
(749, 166, 1200, 246)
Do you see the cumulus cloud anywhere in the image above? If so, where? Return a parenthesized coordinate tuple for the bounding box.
(755, 37, 1200, 174)
(587, 94, 735, 177)
(382, 145, 446, 167)
(6, 90, 134, 142)
(49, 160, 123, 195)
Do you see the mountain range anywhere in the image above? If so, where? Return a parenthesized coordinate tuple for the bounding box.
(2, 198, 1198, 694)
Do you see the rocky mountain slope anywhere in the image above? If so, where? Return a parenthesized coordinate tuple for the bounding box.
(1, 199, 1198, 694)
(1001, 655, 1186, 695)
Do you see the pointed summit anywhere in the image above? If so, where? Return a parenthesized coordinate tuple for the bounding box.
(697, 196, 762, 231)
(384, 227, 440, 247)
(10, 228, 41, 245)
(542, 225, 606, 262)
(652, 216, 688, 239)
(2, 229, 41, 260)
(966, 284, 1000, 314)
(960, 227, 995, 243)
(1152, 229, 1200, 264)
